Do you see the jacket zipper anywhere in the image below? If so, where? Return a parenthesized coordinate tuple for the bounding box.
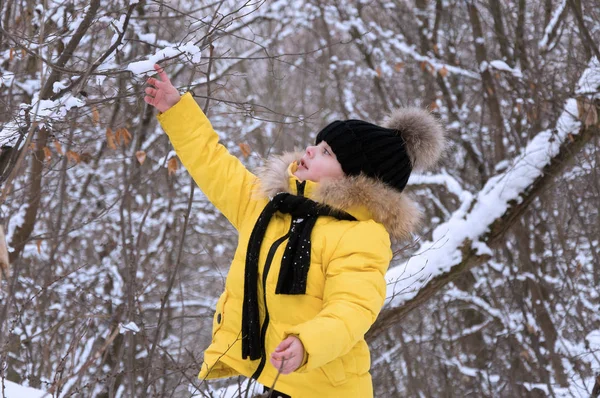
(251, 231, 290, 380)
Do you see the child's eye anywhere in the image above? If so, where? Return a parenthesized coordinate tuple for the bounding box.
(324, 149, 330, 156)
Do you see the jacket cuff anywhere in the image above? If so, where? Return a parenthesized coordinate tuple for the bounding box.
(156, 92, 209, 143)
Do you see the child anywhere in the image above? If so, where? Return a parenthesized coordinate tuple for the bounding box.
(145, 64, 445, 397)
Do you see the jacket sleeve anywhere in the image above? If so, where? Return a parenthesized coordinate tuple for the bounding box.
(284, 223, 392, 372)
(157, 92, 258, 230)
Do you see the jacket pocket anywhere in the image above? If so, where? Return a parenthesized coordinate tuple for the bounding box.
(212, 290, 229, 337)
(321, 357, 347, 386)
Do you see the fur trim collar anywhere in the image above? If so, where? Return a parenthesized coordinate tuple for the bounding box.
(255, 152, 422, 241)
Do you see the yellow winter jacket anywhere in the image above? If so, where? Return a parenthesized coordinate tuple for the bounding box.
(157, 93, 421, 397)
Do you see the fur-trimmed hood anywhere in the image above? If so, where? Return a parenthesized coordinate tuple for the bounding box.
(255, 151, 423, 241)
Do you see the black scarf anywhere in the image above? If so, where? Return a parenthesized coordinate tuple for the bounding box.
(241, 191, 356, 360)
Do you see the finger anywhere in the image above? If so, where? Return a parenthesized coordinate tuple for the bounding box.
(272, 348, 293, 359)
(146, 77, 164, 89)
(144, 96, 155, 106)
(276, 337, 294, 352)
(145, 87, 157, 96)
(271, 352, 283, 361)
(154, 64, 171, 83)
(281, 359, 299, 375)
(270, 356, 281, 369)
(270, 357, 287, 373)
(273, 352, 296, 364)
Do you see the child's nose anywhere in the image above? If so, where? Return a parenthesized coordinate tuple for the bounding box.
(306, 146, 315, 157)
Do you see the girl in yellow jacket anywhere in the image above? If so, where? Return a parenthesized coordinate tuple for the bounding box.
(144, 64, 445, 398)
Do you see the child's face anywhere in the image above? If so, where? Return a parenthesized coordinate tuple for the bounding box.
(293, 141, 344, 182)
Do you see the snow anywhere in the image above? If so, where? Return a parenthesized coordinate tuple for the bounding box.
(409, 172, 472, 203)
(0, 71, 14, 87)
(0, 121, 21, 147)
(488, 60, 523, 79)
(52, 81, 68, 93)
(538, 0, 567, 50)
(1, 93, 88, 141)
(0, 379, 47, 398)
(585, 330, 600, 349)
(191, 378, 261, 398)
(385, 62, 595, 308)
(119, 321, 140, 334)
(368, 25, 480, 80)
(127, 43, 202, 76)
(575, 56, 600, 97)
(33, 95, 86, 121)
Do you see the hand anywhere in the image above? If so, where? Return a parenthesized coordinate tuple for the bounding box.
(270, 335, 305, 374)
(144, 64, 181, 113)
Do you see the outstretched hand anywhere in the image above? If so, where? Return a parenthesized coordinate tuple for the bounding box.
(144, 64, 181, 113)
(270, 335, 305, 374)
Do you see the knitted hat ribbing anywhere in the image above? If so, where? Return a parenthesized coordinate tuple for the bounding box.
(316, 120, 412, 193)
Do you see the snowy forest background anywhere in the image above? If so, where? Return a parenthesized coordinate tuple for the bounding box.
(0, 0, 599, 397)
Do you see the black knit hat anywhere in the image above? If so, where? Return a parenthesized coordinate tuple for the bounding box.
(315, 108, 447, 193)
(316, 119, 413, 193)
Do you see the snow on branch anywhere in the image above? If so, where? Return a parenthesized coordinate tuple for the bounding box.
(373, 23, 480, 80)
(369, 57, 600, 339)
(409, 172, 472, 202)
(126, 43, 202, 77)
(0, 379, 47, 398)
(481, 60, 523, 79)
(539, 0, 567, 51)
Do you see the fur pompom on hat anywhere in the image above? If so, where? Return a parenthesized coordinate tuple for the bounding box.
(381, 107, 446, 172)
(315, 108, 446, 193)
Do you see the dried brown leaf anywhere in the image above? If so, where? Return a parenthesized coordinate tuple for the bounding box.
(239, 143, 251, 158)
(43, 147, 52, 162)
(92, 106, 100, 126)
(167, 157, 178, 176)
(53, 141, 63, 155)
(122, 128, 132, 146)
(0, 225, 9, 281)
(106, 128, 117, 150)
(136, 151, 146, 165)
(66, 150, 80, 163)
(576, 97, 599, 127)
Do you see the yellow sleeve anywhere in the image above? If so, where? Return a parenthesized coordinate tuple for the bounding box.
(284, 223, 392, 372)
(157, 92, 258, 230)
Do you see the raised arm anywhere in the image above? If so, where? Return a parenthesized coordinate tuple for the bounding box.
(145, 64, 259, 230)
